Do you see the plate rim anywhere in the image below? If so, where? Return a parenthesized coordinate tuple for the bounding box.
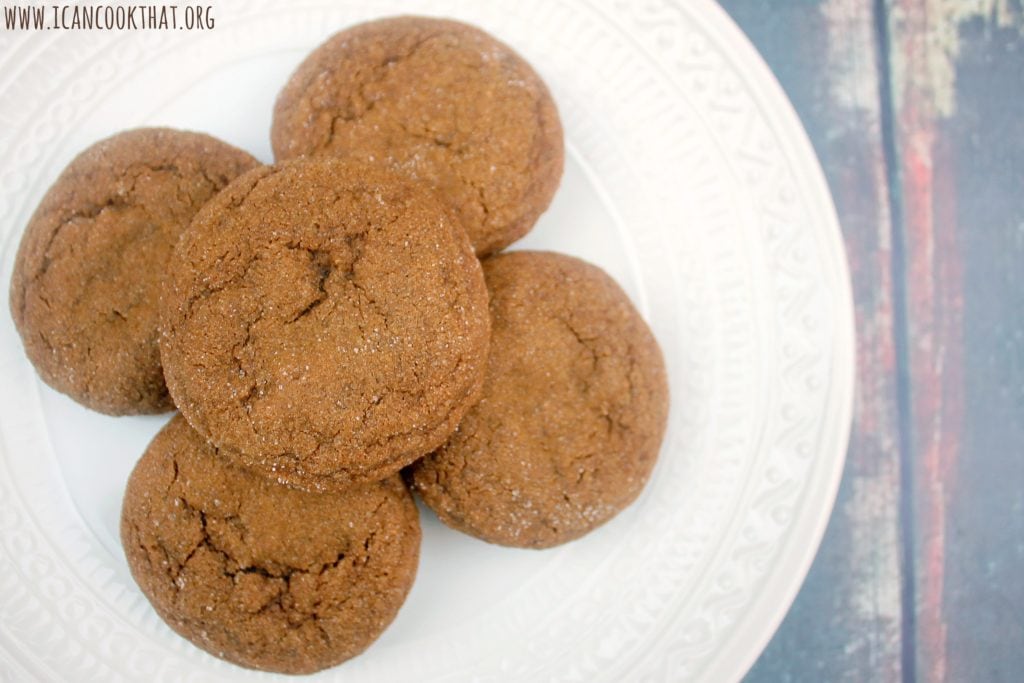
(689, 1, 855, 679)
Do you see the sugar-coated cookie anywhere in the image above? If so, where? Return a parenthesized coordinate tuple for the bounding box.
(9, 128, 258, 414)
(160, 158, 490, 491)
(272, 16, 563, 257)
(408, 251, 669, 548)
(121, 414, 421, 674)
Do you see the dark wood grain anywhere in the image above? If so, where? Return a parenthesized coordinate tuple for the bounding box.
(883, 2, 1024, 681)
(722, 0, 1024, 680)
(717, 1, 906, 681)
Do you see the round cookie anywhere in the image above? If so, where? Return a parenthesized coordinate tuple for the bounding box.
(160, 158, 490, 492)
(9, 128, 258, 415)
(407, 251, 669, 548)
(271, 15, 564, 257)
(121, 414, 420, 674)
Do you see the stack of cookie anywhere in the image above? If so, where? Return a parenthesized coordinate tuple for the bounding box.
(9, 16, 669, 675)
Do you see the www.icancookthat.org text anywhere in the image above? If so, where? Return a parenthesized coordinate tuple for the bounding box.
(3, 4, 214, 31)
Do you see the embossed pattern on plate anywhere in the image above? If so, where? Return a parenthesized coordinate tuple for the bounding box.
(0, 2, 853, 681)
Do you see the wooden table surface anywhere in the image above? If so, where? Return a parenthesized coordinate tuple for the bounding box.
(712, 1, 1024, 681)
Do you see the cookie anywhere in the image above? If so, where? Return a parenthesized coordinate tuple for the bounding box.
(160, 158, 490, 492)
(407, 251, 669, 548)
(9, 128, 259, 415)
(271, 15, 564, 257)
(121, 414, 421, 675)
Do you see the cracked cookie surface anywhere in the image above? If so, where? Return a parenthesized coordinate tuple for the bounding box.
(271, 15, 564, 257)
(120, 414, 421, 675)
(9, 128, 258, 414)
(407, 251, 669, 548)
(160, 157, 490, 491)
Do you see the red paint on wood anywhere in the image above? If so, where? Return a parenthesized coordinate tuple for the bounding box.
(892, 6, 967, 677)
(903, 117, 948, 683)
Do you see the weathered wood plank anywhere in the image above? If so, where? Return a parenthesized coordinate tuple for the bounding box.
(884, 2, 1024, 681)
(716, 1, 906, 681)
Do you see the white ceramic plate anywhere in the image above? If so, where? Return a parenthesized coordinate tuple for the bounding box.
(0, 1, 854, 681)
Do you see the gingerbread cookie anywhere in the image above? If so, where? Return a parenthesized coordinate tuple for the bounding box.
(271, 16, 564, 257)
(160, 158, 490, 492)
(121, 414, 421, 675)
(407, 251, 669, 548)
(9, 128, 258, 414)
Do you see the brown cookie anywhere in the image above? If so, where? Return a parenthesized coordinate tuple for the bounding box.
(407, 251, 669, 548)
(271, 15, 564, 257)
(121, 414, 421, 675)
(160, 157, 490, 492)
(8, 128, 258, 415)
